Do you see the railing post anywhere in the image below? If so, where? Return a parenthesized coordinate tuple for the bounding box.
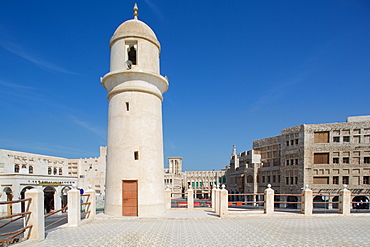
(264, 184, 274, 215)
(67, 185, 81, 227)
(211, 186, 216, 211)
(219, 184, 228, 217)
(215, 184, 220, 214)
(24, 189, 44, 240)
(165, 186, 171, 210)
(85, 185, 96, 219)
(187, 185, 194, 209)
(302, 185, 313, 215)
(339, 185, 351, 215)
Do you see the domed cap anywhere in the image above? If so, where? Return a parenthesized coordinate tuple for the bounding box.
(110, 4, 160, 49)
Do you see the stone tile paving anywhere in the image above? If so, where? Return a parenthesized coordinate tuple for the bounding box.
(18, 215, 370, 247)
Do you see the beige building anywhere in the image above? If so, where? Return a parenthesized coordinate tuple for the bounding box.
(224, 116, 370, 205)
(0, 149, 77, 215)
(165, 157, 226, 198)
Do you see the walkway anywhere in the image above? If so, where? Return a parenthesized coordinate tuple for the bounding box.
(16, 210, 370, 247)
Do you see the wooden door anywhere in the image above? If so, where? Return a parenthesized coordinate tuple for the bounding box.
(122, 180, 138, 216)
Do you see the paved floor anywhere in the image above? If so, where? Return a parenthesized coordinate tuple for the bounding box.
(16, 210, 370, 247)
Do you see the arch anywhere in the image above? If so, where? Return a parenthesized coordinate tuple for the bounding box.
(287, 196, 298, 209)
(128, 46, 137, 65)
(330, 196, 339, 209)
(352, 196, 370, 209)
(14, 164, 20, 173)
(61, 186, 72, 209)
(20, 186, 34, 212)
(2, 187, 13, 215)
(44, 186, 56, 213)
(313, 195, 327, 209)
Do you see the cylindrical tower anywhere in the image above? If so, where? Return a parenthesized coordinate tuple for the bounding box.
(101, 5, 168, 216)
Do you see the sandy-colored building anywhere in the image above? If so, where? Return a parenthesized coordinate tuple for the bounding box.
(224, 116, 370, 205)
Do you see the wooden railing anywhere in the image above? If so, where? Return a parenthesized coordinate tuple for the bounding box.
(0, 198, 32, 245)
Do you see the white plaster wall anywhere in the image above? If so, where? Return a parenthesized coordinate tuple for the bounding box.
(110, 38, 159, 74)
(104, 89, 165, 216)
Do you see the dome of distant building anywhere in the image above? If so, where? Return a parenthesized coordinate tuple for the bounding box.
(110, 19, 160, 49)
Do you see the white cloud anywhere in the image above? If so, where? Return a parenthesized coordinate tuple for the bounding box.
(1, 41, 78, 75)
(69, 115, 106, 140)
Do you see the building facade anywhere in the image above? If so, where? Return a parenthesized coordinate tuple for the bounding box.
(224, 116, 370, 205)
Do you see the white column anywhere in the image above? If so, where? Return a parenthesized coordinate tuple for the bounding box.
(264, 184, 274, 215)
(219, 184, 228, 217)
(12, 184, 21, 214)
(339, 185, 351, 215)
(187, 185, 194, 209)
(85, 186, 96, 219)
(215, 184, 221, 215)
(54, 187, 62, 213)
(25, 189, 44, 240)
(211, 186, 216, 211)
(165, 186, 171, 210)
(67, 186, 81, 227)
(302, 185, 313, 216)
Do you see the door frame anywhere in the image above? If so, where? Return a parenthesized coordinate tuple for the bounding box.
(122, 180, 138, 216)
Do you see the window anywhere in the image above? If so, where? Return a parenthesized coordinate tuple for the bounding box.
(267, 176, 271, 183)
(333, 158, 339, 164)
(286, 141, 289, 146)
(262, 176, 265, 183)
(295, 177, 298, 184)
(286, 177, 289, 185)
(48, 167, 52, 175)
(273, 175, 276, 183)
(364, 176, 370, 185)
(343, 176, 349, 184)
(313, 177, 329, 184)
(286, 160, 289, 166)
(59, 168, 63, 175)
(295, 139, 299, 145)
(125, 102, 130, 111)
(290, 140, 294, 145)
(343, 157, 349, 164)
(364, 157, 370, 164)
(333, 137, 340, 142)
(290, 177, 294, 185)
(14, 164, 20, 173)
(29, 166, 33, 174)
(314, 153, 329, 164)
(343, 136, 350, 142)
(53, 167, 57, 175)
(128, 46, 137, 65)
(314, 131, 329, 143)
(134, 151, 139, 160)
(295, 159, 298, 165)
(333, 176, 339, 184)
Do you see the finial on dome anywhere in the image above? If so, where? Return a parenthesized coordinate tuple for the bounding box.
(133, 3, 139, 20)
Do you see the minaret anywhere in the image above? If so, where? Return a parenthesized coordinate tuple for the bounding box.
(101, 4, 169, 216)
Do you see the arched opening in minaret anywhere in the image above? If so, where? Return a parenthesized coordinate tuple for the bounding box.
(128, 46, 137, 65)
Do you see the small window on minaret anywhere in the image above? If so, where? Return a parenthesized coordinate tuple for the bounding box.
(128, 46, 137, 65)
(126, 102, 130, 111)
(134, 151, 139, 160)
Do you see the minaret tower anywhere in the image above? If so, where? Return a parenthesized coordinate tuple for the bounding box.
(101, 4, 168, 216)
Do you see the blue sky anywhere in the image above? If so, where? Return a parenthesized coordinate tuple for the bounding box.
(0, 1, 369, 171)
